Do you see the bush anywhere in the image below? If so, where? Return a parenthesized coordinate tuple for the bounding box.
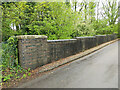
(1, 36, 31, 82)
(96, 24, 118, 35)
(2, 36, 18, 69)
(71, 23, 96, 37)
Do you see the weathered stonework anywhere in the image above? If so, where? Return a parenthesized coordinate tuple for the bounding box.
(47, 39, 77, 62)
(17, 35, 48, 69)
(95, 35, 107, 45)
(17, 34, 117, 69)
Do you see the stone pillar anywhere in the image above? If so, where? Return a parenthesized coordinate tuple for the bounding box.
(17, 35, 48, 69)
(84, 36, 96, 49)
(106, 35, 110, 42)
(95, 35, 107, 45)
(75, 37, 85, 52)
(113, 33, 117, 39)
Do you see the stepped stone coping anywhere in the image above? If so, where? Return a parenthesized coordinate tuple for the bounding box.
(47, 39, 77, 42)
(95, 35, 107, 36)
(76, 36, 96, 39)
(16, 35, 47, 39)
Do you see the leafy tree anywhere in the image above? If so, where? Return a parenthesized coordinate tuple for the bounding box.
(1, 1, 118, 41)
(88, 1, 96, 23)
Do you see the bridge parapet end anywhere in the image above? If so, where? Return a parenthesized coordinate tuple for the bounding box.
(16, 35, 48, 69)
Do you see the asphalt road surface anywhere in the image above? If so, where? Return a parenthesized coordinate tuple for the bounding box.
(19, 41, 118, 88)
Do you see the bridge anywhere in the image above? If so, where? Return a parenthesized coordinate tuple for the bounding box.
(17, 39, 119, 88)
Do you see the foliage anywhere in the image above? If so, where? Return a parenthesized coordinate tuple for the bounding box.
(72, 22, 96, 37)
(1, 1, 118, 83)
(1, 37, 31, 82)
(2, 1, 114, 41)
(96, 24, 118, 35)
(2, 65, 31, 82)
(25, 2, 81, 40)
(101, 0, 118, 25)
(2, 36, 18, 68)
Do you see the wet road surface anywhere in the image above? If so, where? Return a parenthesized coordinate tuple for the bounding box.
(19, 41, 118, 88)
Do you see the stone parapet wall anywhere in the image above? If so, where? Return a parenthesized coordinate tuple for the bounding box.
(17, 34, 117, 69)
(47, 39, 77, 63)
(95, 35, 107, 45)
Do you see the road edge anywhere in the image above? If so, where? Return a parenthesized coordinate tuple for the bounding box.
(16, 39, 118, 88)
(37, 39, 118, 73)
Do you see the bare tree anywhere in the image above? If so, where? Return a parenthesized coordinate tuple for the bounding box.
(102, 0, 118, 25)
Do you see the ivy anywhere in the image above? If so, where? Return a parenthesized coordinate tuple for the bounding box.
(1, 36, 31, 82)
(2, 36, 18, 69)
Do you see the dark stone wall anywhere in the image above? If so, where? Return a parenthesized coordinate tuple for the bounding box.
(75, 36, 97, 52)
(84, 36, 97, 50)
(17, 34, 117, 69)
(75, 37, 84, 52)
(107, 34, 117, 42)
(96, 35, 107, 45)
(47, 39, 77, 62)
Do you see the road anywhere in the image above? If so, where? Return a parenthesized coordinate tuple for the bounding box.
(19, 41, 118, 88)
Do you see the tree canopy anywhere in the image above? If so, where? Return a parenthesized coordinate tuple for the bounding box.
(1, 0, 118, 41)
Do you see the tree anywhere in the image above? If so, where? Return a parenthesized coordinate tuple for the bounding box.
(78, 0, 89, 22)
(0, 2, 2, 42)
(65, 0, 71, 7)
(1, 1, 118, 41)
(88, 1, 96, 23)
(102, 0, 118, 25)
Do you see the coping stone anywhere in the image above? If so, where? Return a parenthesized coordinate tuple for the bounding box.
(16, 35, 47, 39)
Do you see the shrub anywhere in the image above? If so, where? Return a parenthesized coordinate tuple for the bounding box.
(2, 36, 18, 69)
